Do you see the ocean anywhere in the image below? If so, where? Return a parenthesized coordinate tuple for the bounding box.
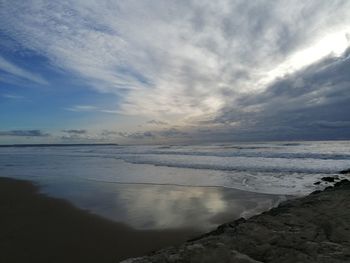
(1, 141, 349, 231)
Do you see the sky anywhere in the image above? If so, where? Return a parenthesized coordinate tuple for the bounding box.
(0, 0, 350, 144)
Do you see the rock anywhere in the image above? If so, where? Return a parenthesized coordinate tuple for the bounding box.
(321, 176, 335, 182)
(310, 190, 322, 195)
(340, 168, 350, 174)
(334, 179, 350, 188)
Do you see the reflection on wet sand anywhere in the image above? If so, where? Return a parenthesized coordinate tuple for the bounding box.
(41, 178, 286, 231)
(117, 185, 228, 229)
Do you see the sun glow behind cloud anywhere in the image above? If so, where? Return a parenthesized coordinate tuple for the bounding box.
(262, 29, 350, 88)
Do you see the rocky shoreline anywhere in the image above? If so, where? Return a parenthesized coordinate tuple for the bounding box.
(122, 177, 350, 263)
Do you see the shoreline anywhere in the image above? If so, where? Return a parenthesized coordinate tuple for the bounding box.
(2, 174, 349, 263)
(4, 175, 286, 233)
(123, 178, 350, 262)
(0, 177, 201, 263)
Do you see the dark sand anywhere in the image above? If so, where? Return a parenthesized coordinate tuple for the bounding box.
(0, 178, 200, 263)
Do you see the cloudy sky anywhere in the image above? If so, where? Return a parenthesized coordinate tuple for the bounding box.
(1, 0, 350, 144)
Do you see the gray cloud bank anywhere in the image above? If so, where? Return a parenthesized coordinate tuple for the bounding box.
(0, 130, 49, 137)
(205, 50, 350, 141)
(147, 120, 169, 126)
(62, 129, 87, 135)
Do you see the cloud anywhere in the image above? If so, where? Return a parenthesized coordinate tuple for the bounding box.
(60, 129, 93, 141)
(147, 120, 168, 125)
(158, 128, 189, 138)
(65, 105, 121, 114)
(65, 105, 98, 112)
(0, 130, 49, 137)
(2, 94, 24, 99)
(1, 1, 350, 141)
(114, 128, 190, 141)
(100, 130, 119, 136)
(117, 131, 155, 140)
(2, 0, 350, 124)
(311, 121, 350, 129)
(62, 129, 87, 134)
(0, 55, 48, 85)
(206, 50, 350, 140)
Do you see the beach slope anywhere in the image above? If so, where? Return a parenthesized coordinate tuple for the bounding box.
(123, 179, 350, 263)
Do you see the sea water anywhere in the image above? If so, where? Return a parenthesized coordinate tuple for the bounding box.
(0, 141, 349, 230)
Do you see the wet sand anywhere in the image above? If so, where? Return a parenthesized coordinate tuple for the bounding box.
(0, 178, 200, 263)
(124, 179, 350, 263)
